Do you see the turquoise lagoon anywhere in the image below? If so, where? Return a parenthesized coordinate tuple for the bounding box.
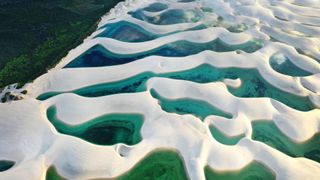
(40, 1, 320, 179)
(39, 64, 314, 111)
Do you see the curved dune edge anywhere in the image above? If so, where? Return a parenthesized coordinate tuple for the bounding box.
(1, 90, 320, 179)
(1, 0, 320, 180)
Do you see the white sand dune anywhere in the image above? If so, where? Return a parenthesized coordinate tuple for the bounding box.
(0, 0, 320, 179)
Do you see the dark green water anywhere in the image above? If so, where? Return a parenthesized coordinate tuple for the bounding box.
(252, 120, 320, 163)
(46, 106, 144, 146)
(46, 166, 66, 180)
(117, 150, 188, 180)
(0, 160, 14, 172)
(45, 152, 278, 180)
(45, 150, 188, 180)
(204, 161, 275, 180)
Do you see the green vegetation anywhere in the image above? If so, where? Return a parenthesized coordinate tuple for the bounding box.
(0, 0, 123, 87)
